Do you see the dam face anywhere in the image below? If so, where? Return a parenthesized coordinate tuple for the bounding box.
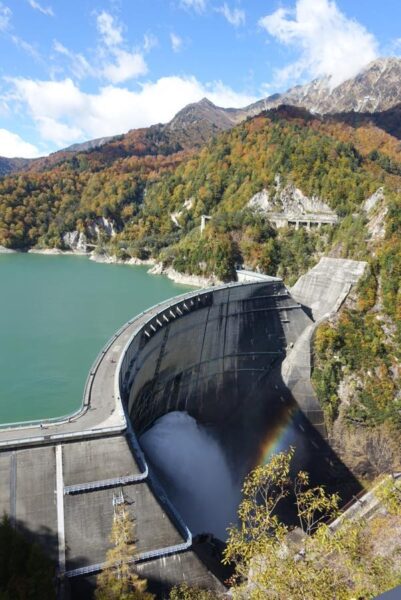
(122, 280, 319, 487)
(125, 280, 308, 428)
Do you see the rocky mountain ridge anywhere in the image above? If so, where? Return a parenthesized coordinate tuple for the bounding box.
(169, 57, 401, 134)
(247, 57, 401, 116)
(2, 57, 401, 175)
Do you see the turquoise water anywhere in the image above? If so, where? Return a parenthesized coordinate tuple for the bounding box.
(0, 254, 193, 425)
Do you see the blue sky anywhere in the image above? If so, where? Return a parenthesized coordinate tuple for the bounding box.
(0, 0, 400, 157)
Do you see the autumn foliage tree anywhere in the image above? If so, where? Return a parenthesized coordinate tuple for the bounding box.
(95, 500, 154, 600)
(223, 449, 401, 600)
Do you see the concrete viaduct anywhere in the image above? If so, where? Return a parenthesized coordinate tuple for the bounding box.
(0, 258, 365, 598)
(268, 212, 338, 230)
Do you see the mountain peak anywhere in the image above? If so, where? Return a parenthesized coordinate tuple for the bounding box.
(198, 97, 216, 107)
(167, 96, 237, 135)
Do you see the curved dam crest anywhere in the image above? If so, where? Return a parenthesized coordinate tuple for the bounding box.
(0, 258, 366, 598)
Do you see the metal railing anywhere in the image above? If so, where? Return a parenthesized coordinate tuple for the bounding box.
(65, 534, 193, 578)
(64, 475, 142, 495)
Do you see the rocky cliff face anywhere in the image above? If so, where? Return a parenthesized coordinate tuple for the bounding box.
(62, 217, 117, 252)
(248, 177, 337, 220)
(163, 57, 401, 135)
(167, 98, 237, 132)
(164, 58, 401, 133)
(246, 57, 401, 116)
(62, 230, 88, 253)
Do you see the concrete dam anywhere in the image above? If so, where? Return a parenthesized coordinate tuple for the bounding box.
(0, 258, 366, 598)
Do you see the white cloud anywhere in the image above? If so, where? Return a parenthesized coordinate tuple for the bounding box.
(0, 3, 11, 31)
(27, 0, 54, 17)
(93, 11, 148, 83)
(390, 38, 401, 54)
(0, 128, 40, 158)
(53, 40, 95, 79)
(170, 33, 183, 53)
(102, 49, 148, 84)
(9, 76, 257, 147)
(11, 35, 41, 60)
(217, 3, 245, 27)
(0, 4, 43, 62)
(180, 0, 207, 13)
(259, 0, 378, 88)
(54, 22, 148, 84)
(11, 78, 86, 121)
(96, 11, 123, 47)
(36, 117, 82, 146)
(143, 33, 158, 52)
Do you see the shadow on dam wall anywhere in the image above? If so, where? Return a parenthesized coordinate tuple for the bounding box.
(122, 280, 362, 538)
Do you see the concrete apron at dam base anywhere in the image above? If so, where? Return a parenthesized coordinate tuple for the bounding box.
(0, 257, 366, 599)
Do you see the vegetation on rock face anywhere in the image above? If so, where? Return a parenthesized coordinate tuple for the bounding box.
(312, 304, 400, 428)
(168, 451, 401, 600)
(311, 241, 401, 472)
(0, 515, 56, 600)
(95, 502, 154, 600)
(169, 583, 219, 600)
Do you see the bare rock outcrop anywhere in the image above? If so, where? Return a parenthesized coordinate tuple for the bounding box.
(364, 188, 388, 242)
(248, 178, 336, 222)
(62, 231, 87, 253)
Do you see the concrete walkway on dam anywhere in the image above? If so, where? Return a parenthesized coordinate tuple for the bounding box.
(0, 289, 228, 448)
(0, 258, 368, 598)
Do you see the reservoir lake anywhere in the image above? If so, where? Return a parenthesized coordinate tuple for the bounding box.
(0, 253, 193, 425)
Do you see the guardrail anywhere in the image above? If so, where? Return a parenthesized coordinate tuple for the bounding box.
(64, 475, 141, 495)
(65, 534, 193, 578)
(328, 472, 401, 530)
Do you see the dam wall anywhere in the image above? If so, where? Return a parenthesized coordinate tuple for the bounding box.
(119, 279, 327, 485)
(123, 280, 313, 432)
(123, 283, 307, 419)
(0, 260, 367, 598)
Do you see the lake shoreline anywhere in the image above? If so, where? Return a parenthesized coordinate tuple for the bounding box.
(0, 245, 17, 254)
(23, 247, 215, 288)
(0, 252, 197, 424)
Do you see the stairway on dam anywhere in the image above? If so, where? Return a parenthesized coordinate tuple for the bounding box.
(0, 258, 366, 598)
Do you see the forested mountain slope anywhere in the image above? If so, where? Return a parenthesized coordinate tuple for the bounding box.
(0, 97, 233, 176)
(3, 56, 401, 177)
(1, 104, 400, 475)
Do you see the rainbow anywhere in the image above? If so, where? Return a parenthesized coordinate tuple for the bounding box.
(258, 404, 300, 465)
